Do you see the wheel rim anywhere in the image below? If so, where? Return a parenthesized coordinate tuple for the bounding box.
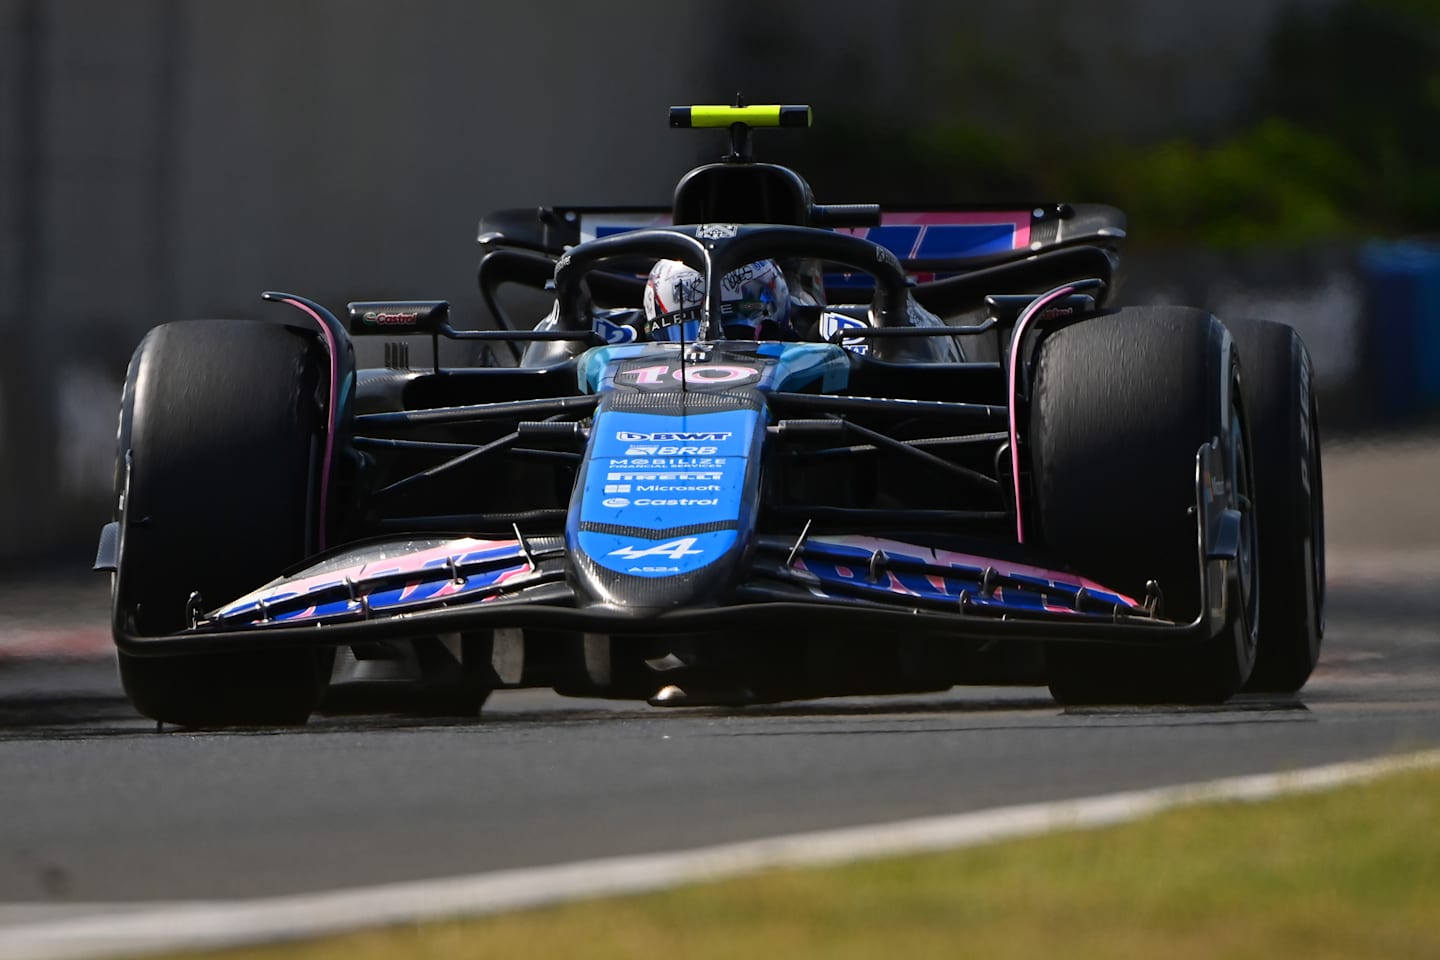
(1308, 391, 1326, 641)
(1230, 400, 1260, 663)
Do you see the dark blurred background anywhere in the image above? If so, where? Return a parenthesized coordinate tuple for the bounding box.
(1, 0, 1436, 566)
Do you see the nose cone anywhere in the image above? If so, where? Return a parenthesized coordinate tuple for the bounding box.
(567, 390, 765, 612)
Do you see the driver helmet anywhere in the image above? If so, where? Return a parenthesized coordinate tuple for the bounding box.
(643, 258, 791, 341)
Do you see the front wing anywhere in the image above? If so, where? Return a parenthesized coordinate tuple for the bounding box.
(114, 442, 1239, 657)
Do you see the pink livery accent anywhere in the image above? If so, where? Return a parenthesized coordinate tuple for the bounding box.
(275, 297, 341, 551)
(480, 564, 538, 600)
(839, 211, 1033, 261)
(869, 210, 1032, 249)
(1007, 285, 1079, 544)
(214, 537, 523, 616)
(812, 535, 1142, 607)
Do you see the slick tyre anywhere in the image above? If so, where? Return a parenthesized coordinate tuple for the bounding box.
(1226, 317, 1325, 694)
(1031, 306, 1258, 705)
(113, 319, 332, 727)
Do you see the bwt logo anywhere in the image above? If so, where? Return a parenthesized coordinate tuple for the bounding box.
(616, 431, 732, 442)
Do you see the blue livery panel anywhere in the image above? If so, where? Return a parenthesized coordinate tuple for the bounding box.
(574, 407, 763, 580)
(577, 342, 850, 395)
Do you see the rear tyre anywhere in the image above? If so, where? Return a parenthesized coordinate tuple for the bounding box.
(113, 320, 332, 727)
(1227, 318, 1325, 694)
(1031, 307, 1258, 705)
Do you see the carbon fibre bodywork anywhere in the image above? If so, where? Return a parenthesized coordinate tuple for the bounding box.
(108, 326, 1241, 662)
(100, 106, 1277, 713)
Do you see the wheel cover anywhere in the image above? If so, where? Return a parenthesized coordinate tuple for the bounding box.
(1229, 400, 1260, 670)
(1307, 390, 1326, 642)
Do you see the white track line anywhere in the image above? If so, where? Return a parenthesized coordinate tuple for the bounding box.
(5, 748, 1440, 960)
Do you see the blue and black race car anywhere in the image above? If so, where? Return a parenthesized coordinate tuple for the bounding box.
(96, 104, 1325, 726)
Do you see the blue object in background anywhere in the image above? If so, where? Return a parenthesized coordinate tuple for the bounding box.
(1361, 241, 1440, 419)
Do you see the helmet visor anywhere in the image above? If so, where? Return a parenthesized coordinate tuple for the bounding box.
(720, 290, 776, 337)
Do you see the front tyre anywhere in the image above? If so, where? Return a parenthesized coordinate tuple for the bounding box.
(113, 319, 333, 727)
(1030, 307, 1258, 705)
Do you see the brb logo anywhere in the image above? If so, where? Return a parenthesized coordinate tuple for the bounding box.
(624, 445, 719, 456)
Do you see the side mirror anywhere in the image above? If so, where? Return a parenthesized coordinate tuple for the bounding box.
(346, 300, 449, 336)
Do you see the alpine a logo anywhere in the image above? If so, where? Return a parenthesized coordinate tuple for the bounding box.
(608, 537, 704, 561)
(616, 431, 732, 442)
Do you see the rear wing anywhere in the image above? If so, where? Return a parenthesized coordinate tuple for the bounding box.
(477, 203, 1125, 272)
(475, 204, 1125, 332)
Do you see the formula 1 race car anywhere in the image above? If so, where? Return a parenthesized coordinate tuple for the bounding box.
(95, 103, 1325, 726)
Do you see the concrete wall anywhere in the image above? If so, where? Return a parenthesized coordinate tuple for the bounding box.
(0, 0, 1362, 563)
(0, 0, 726, 561)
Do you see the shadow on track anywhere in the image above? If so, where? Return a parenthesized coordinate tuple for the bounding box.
(0, 656, 1317, 743)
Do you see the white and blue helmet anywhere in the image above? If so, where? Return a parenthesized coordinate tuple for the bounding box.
(643, 258, 791, 341)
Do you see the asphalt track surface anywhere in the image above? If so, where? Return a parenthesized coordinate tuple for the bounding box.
(0, 437, 1437, 924)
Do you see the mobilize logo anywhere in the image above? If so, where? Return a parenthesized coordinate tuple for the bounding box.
(607, 457, 727, 468)
(616, 431, 733, 442)
(608, 537, 705, 561)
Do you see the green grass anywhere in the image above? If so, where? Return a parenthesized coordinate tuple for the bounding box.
(175, 767, 1440, 960)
